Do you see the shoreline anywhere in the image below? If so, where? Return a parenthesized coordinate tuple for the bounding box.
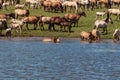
(0, 36, 114, 41)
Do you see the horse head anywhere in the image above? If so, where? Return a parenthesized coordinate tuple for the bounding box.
(105, 18, 113, 24)
(78, 12, 86, 17)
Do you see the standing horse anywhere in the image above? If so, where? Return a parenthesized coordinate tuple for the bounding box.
(94, 18, 113, 34)
(113, 29, 120, 42)
(62, 1, 78, 13)
(23, 16, 40, 30)
(51, 1, 63, 13)
(63, 12, 86, 27)
(0, 19, 8, 35)
(97, 0, 111, 8)
(111, 0, 120, 6)
(14, 9, 30, 19)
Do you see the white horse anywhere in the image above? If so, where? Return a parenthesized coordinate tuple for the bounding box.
(62, 1, 78, 13)
(9, 19, 24, 34)
(94, 18, 113, 34)
(95, 11, 106, 20)
(77, 0, 90, 10)
(107, 9, 120, 20)
(113, 29, 120, 41)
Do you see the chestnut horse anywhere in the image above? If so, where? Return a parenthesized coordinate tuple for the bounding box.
(49, 16, 72, 32)
(23, 16, 40, 30)
(63, 12, 86, 27)
(51, 1, 63, 13)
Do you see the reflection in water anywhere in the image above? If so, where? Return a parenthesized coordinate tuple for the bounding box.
(0, 39, 120, 80)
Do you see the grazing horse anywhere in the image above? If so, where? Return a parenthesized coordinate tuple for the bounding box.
(91, 29, 100, 41)
(80, 31, 94, 42)
(94, 18, 113, 34)
(64, 12, 86, 27)
(113, 29, 120, 42)
(0, 13, 15, 19)
(23, 16, 40, 30)
(14, 9, 30, 19)
(97, 0, 111, 8)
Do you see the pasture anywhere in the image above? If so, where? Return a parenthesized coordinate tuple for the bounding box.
(0, 0, 120, 39)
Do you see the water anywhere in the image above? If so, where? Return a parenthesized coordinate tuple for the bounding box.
(0, 38, 120, 80)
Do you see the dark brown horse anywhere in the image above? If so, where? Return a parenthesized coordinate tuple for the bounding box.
(0, 19, 8, 35)
(63, 12, 86, 27)
(49, 16, 72, 32)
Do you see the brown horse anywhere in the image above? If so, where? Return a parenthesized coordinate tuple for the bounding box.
(111, 0, 120, 6)
(41, 0, 52, 12)
(89, 0, 97, 10)
(14, 9, 30, 19)
(80, 31, 94, 42)
(91, 29, 100, 41)
(0, 13, 15, 19)
(39, 16, 51, 30)
(23, 16, 40, 30)
(64, 12, 86, 27)
(0, 19, 8, 35)
(98, 0, 111, 8)
(51, 1, 63, 13)
(49, 16, 72, 32)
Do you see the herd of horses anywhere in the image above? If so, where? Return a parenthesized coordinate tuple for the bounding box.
(0, 0, 120, 42)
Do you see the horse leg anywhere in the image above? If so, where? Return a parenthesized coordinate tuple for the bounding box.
(26, 23, 29, 30)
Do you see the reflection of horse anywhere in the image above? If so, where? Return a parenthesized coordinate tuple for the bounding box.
(63, 12, 86, 27)
(94, 18, 113, 34)
(42, 37, 60, 43)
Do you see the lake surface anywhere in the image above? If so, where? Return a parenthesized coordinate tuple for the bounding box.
(0, 38, 120, 80)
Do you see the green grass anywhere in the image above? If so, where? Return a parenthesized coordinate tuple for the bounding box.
(0, 2, 120, 39)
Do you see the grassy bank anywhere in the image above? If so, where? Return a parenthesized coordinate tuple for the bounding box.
(0, 2, 120, 39)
